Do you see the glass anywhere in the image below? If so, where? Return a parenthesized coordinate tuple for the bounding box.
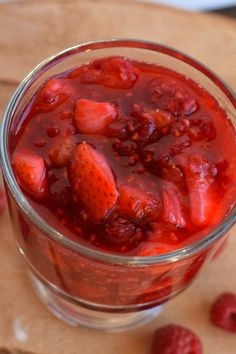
(1, 39, 235, 332)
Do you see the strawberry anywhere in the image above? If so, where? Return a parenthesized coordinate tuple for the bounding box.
(70, 142, 118, 221)
(36, 78, 70, 112)
(81, 57, 139, 89)
(12, 149, 47, 198)
(118, 185, 162, 223)
(161, 182, 186, 228)
(160, 159, 186, 191)
(180, 154, 218, 226)
(138, 223, 184, 256)
(138, 242, 175, 256)
(49, 136, 76, 167)
(74, 98, 117, 134)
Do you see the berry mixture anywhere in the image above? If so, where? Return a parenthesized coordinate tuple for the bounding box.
(152, 324, 202, 354)
(10, 56, 236, 256)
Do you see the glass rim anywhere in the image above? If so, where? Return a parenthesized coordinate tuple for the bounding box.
(1, 38, 236, 265)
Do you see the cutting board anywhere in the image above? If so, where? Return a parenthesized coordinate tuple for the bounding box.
(0, 1, 235, 353)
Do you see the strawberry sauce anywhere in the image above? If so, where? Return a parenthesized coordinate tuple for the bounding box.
(10, 56, 236, 257)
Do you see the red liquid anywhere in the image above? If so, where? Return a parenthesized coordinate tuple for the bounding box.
(10, 57, 236, 257)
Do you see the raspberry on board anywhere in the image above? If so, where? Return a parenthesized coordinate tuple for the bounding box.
(152, 324, 202, 354)
(210, 293, 236, 332)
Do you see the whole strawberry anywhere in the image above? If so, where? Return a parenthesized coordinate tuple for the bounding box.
(152, 324, 202, 354)
(211, 293, 236, 332)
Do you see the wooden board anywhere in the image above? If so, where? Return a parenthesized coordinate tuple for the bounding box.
(0, 1, 236, 353)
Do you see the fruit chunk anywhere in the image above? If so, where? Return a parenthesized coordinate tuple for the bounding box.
(149, 77, 198, 116)
(81, 57, 139, 89)
(160, 159, 186, 191)
(12, 150, 46, 197)
(118, 185, 162, 223)
(37, 78, 70, 112)
(142, 135, 191, 174)
(105, 217, 136, 244)
(132, 104, 174, 133)
(138, 242, 175, 256)
(162, 183, 186, 228)
(179, 154, 218, 226)
(49, 136, 75, 167)
(138, 222, 184, 256)
(74, 98, 117, 134)
(113, 140, 138, 157)
(70, 142, 118, 221)
(187, 117, 217, 142)
(130, 104, 157, 142)
(152, 324, 202, 354)
(211, 293, 236, 332)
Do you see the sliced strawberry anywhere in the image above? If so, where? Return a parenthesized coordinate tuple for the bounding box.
(161, 182, 186, 228)
(81, 57, 139, 89)
(49, 136, 76, 167)
(160, 159, 186, 191)
(74, 98, 117, 134)
(36, 78, 70, 112)
(12, 149, 47, 198)
(70, 142, 118, 221)
(180, 154, 218, 226)
(118, 185, 162, 224)
(138, 223, 184, 256)
(138, 242, 175, 256)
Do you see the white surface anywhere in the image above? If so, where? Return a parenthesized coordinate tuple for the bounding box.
(138, 0, 236, 10)
(12, 318, 28, 342)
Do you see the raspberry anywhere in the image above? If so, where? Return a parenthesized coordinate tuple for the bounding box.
(113, 140, 138, 157)
(152, 324, 202, 354)
(210, 293, 236, 332)
(105, 217, 135, 243)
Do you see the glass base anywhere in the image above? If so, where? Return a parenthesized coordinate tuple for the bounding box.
(29, 272, 164, 332)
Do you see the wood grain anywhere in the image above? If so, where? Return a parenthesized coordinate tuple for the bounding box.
(0, 1, 235, 354)
(0, 0, 236, 87)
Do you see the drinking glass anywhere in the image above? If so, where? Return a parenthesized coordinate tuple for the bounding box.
(1, 39, 235, 331)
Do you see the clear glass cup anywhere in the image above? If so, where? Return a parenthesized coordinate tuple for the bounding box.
(1, 39, 235, 332)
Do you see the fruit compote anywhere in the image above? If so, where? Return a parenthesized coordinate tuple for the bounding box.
(9, 56, 236, 307)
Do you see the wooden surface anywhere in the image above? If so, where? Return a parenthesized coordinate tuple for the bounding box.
(0, 1, 236, 353)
